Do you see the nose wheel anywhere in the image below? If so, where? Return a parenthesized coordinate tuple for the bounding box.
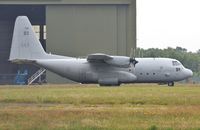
(168, 82, 174, 86)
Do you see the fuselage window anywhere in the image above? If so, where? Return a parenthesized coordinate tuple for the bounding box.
(146, 73, 149, 75)
(140, 73, 143, 75)
(153, 73, 156, 75)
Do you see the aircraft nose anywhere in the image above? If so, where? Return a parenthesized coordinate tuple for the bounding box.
(185, 68, 193, 78)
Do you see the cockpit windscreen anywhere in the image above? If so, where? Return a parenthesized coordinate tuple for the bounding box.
(172, 61, 181, 66)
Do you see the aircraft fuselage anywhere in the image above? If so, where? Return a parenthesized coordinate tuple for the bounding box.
(35, 57, 193, 86)
(9, 16, 193, 86)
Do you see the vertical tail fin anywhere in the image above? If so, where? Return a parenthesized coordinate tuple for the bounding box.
(9, 16, 46, 61)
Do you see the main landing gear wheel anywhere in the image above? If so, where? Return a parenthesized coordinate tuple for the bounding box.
(168, 82, 174, 87)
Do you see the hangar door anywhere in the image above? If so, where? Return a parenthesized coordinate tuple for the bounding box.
(46, 5, 128, 83)
(0, 5, 45, 84)
(0, 21, 15, 84)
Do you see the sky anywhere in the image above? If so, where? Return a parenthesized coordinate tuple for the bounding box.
(137, 0, 200, 52)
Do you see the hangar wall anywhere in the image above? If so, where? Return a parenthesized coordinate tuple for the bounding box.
(0, 0, 136, 84)
(47, 5, 127, 56)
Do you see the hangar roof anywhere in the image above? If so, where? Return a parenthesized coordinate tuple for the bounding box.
(0, 0, 132, 5)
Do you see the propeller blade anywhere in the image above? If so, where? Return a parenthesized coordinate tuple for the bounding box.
(129, 48, 138, 67)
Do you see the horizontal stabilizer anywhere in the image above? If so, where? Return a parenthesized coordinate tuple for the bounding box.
(10, 59, 36, 64)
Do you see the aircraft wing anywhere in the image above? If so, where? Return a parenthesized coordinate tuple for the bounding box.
(87, 53, 113, 62)
(87, 53, 131, 68)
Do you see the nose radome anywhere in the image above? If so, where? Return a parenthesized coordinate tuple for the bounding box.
(186, 69, 193, 78)
(189, 69, 193, 77)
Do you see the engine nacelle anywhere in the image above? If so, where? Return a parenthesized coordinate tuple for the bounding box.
(105, 56, 130, 68)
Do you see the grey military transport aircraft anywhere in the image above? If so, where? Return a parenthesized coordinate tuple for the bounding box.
(9, 16, 193, 86)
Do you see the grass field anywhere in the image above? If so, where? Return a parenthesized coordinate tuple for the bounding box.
(0, 84, 200, 130)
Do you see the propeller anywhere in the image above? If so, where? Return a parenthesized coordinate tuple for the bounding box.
(129, 48, 138, 67)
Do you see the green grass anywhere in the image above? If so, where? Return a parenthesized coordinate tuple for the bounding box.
(0, 84, 200, 130)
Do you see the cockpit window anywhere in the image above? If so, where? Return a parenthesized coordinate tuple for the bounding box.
(172, 61, 181, 66)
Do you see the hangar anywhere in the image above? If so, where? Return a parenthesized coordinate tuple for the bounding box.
(0, 0, 136, 84)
